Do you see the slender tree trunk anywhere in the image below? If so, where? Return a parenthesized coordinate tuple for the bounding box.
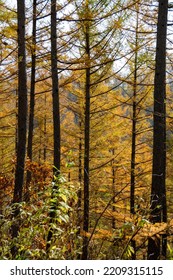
(111, 149, 116, 230)
(148, 0, 168, 260)
(82, 7, 91, 259)
(11, 0, 27, 258)
(46, 0, 61, 254)
(38, 129, 42, 164)
(25, 0, 37, 202)
(130, 2, 139, 260)
(43, 92, 47, 162)
(51, 0, 60, 173)
(15, 89, 18, 156)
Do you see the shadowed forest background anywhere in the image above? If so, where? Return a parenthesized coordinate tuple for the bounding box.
(1, 0, 173, 260)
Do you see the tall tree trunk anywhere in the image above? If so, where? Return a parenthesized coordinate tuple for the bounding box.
(148, 0, 168, 260)
(130, 2, 139, 260)
(82, 5, 90, 259)
(25, 0, 37, 202)
(15, 89, 18, 157)
(111, 148, 116, 230)
(46, 0, 61, 254)
(43, 92, 47, 162)
(11, 0, 27, 258)
(51, 0, 60, 173)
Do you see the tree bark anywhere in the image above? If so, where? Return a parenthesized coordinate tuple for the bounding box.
(82, 4, 91, 259)
(11, 0, 27, 258)
(25, 0, 37, 202)
(130, 2, 139, 260)
(46, 0, 61, 254)
(51, 0, 60, 173)
(148, 0, 168, 260)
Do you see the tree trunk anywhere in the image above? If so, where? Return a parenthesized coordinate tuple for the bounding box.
(11, 0, 27, 258)
(43, 92, 47, 162)
(51, 0, 60, 173)
(46, 0, 61, 254)
(111, 148, 116, 230)
(130, 2, 139, 260)
(82, 6, 91, 259)
(25, 0, 37, 202)
(148, 0, 168, 260)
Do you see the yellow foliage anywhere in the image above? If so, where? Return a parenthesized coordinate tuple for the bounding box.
(81, 229, 112, 240)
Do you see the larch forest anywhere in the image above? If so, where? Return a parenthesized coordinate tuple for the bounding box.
(0, 0, 173, 260)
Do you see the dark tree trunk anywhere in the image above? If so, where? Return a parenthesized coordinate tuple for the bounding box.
(148, 0, 168, 260)
(82, 13, 90, 260)
(111, 149, 116, 230)
(130, 2, 139, 260)
(43, 92, 47, 162)
(46, 0, 61, 254)
(11, 0, 27, 258)
(25, 0, 37, 202)
(15, 89, 18, 157)
(51, 0, 60, 173)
